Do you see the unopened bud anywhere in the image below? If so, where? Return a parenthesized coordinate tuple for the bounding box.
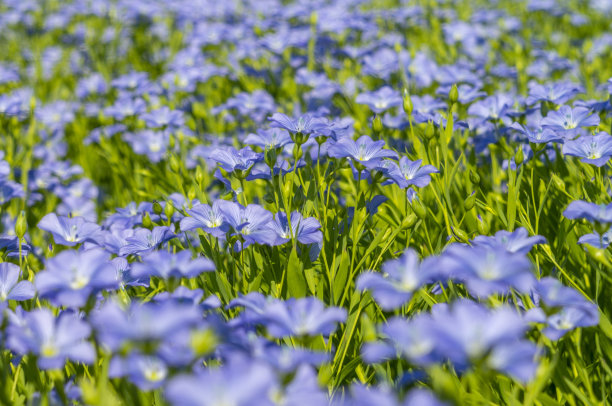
(449, 84, 459, 105)
(425, 120, 436, 140)
(403, 89, 413, 115)
(515, 147, 524, 166)
(551, 173, 565, 191)
(477, 215, 490, 235)
(411, 198, 427, 220)
(195, 166, 204, 185)
(372, 115, 383, 134)
(401, 213, 418, 229)
(152, 201, 163, 216)
(169, 155, 180, 173)
(142, 212, 153, 228)
(451, 226, 469, 243)
(187, 186, 196, 203)
(464, 192, 476, 211)
(164, 201, 175, 220)
(15, 211, 27, 239)
(469, 170, 481, 186)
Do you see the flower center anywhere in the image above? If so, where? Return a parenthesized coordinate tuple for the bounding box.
(41, 342, 59, 357)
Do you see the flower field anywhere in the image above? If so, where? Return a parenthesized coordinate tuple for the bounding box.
(0, 0, 612, 404)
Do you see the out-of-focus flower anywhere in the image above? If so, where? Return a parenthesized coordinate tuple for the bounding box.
(0, 262, 35, 301)
(131, 250, 215, 279)
(35, 248, 117, 307)
(7, 309, 95, 370)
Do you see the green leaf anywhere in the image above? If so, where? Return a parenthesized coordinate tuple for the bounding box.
(286, 247, 307, 298)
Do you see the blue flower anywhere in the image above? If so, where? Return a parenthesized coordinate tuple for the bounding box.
(526, 81, 582, 105)
(385, 157, 439, 188)
(510, 122, 563, 144)
(0, 235, 32, 258)
(562, 132, 612, 167)
(0, 262, 34, 301)
(268, 113, 329, 136)
(7, 309, 95, 370)
(104, 97, 147, 120)
(109, 353, 168, 391)
(268, 211, 323, 245)
(165, 358, 276, 406)
(131, 250, 215, 280)
(118, 226, 176, 256)
(244, 128, 293, 149)
(578, 228, 611, 248)
(526, 278, 599, 340)
(209, 146, 263, 174)
(91, 300, 200, 351)
(472, 227, 546, 255)
(141, 106, 184, 129)
(443, 244, 535, 297)
(541, 105, 600, 138)
(260, 297, 346, 338)
(35, 248, 118, 308)
(180, 201, 229, 238)
(365, 300, 537, 382)
(0, 179, 24, 204)
(468, 94, 513, 121)
(327, 135, 398, 168)
(123, 130, 170, 163)
(355, 86, 402, 114)
(357, 249, 436, 310)
(563, 200, 612, 223)
(38, 213, 102, 247)
(217, 201, 276, 248)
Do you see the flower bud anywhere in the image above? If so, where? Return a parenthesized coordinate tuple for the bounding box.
(477, 215, 490, 235)
(372, 115, 383, 135)
(449, 84, 459, 105)
(187, 186, 196, 203)
(142, 212, 153, 228)
(169, 154, 180, 173)
(15, 211, 27, 239)
(424, 120, 436, 140)
(403, 89, 413, 115)
(401, 213, 418, 229)
(152, 201, 163, 216)
(515, 147, 524, 166)
(411, 198, 427, 220)
(195, 166, 204, 185)
(451, 226, 469, 243)
(464, 192, 476, 211)
(469, 170, 481, 186)
(551, 173, 565, 191)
